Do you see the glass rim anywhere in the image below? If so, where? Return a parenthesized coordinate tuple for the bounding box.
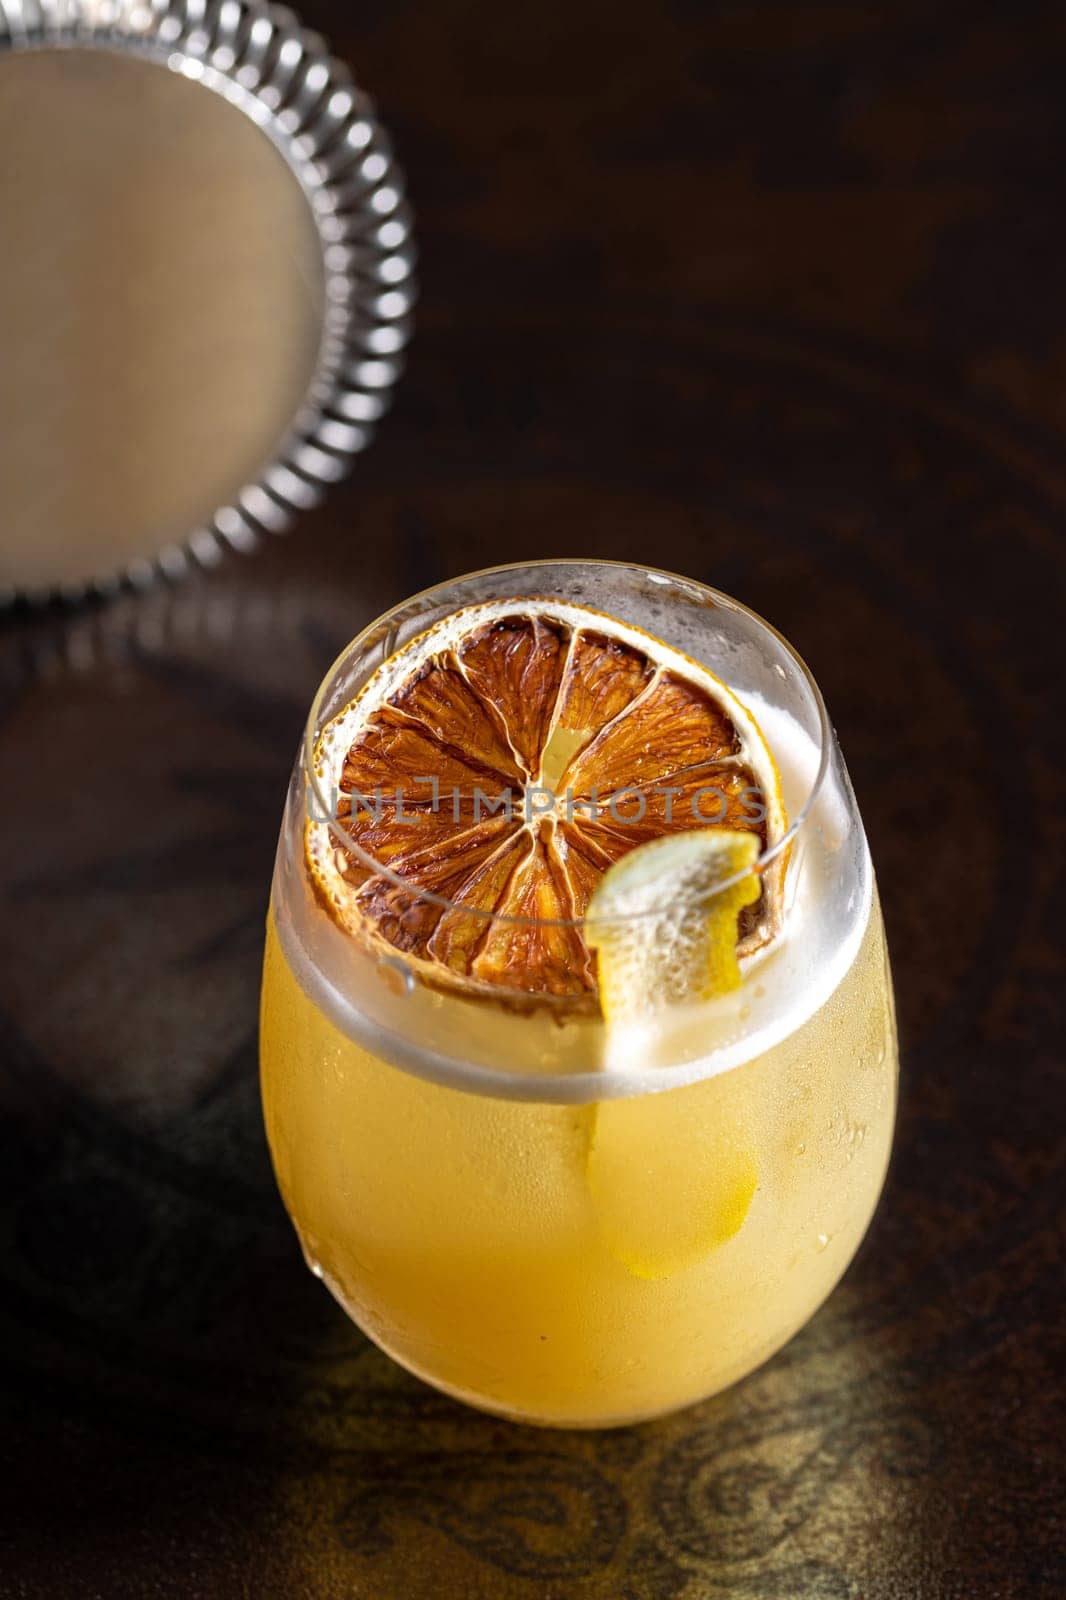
(302, 558, 832, 929)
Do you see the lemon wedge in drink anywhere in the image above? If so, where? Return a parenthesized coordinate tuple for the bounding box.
(584, 830, 762, 1280)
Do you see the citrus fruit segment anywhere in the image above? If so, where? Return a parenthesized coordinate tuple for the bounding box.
(458, 613, 571, 773)
(307, 599, 786, 1005)
(587, 1088, 758, 1279)
(584, 830, 763, 1278)
(583, 829, 762, 1028)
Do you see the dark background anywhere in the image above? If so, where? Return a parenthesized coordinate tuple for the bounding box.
(1, 2, 1064, 1597)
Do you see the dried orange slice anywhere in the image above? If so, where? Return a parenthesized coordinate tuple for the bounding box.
(307, 599, 786, 1007)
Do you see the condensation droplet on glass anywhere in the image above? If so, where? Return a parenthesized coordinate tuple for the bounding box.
(382, 955, 415, 997)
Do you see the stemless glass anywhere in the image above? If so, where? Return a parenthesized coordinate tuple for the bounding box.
(260, 561, 898, 1427)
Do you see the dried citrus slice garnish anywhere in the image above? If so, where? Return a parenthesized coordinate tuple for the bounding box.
(307, 599, 786, 1007)
(584, 829, 762, 1278)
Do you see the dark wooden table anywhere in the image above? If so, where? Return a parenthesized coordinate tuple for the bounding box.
(1, 3, 1063, 1596)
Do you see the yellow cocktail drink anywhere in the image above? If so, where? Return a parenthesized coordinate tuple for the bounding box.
(261, 901, 894, 1425)
(260, 563, 898, 1426)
